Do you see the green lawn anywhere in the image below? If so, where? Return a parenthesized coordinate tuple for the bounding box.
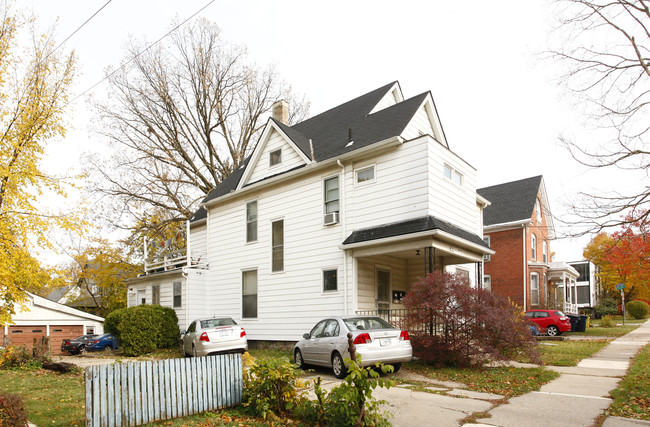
(564, 323, 641, 337)
(605, 344, 650, 420)
(403, 361, 559, 398)
(535, 340, 609, 366)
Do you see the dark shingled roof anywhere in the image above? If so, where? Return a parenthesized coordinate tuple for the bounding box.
(202, 82, 429, 204)
(477, 176, 542, 226)
(189, 206, 207, 223)
(342, 215, 489, 249)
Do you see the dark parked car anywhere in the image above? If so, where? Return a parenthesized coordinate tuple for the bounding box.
(85, 333, 118, 351)
(61, 334, 98, 355)
(525, 309, 572, 336)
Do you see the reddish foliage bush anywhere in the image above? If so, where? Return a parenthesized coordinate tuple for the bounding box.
(0, 392, 28, 426)
(403, 271, 540, 367)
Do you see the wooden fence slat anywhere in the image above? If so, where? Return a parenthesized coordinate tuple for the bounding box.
(85, 354, 242, 427)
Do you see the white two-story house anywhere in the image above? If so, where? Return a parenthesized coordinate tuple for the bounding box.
(126, 81, 493, 344)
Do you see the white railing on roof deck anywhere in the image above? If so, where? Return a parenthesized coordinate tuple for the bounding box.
(144, 249, 208, 274)
(563, 302, 579, 315)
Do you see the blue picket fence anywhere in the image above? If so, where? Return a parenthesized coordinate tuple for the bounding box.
(85, 353, 243, 427)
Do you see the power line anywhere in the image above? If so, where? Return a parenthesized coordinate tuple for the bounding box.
(67, 0, 216, 106)
(49, 0, 113, 59)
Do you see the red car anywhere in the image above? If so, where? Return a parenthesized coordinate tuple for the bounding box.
(525, 310, 572, 336)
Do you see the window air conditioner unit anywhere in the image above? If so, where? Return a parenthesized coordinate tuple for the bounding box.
(324, 211, 339, 226)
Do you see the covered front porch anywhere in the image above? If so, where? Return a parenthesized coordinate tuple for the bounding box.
(341, 216, 493, 316)
(547, 262, 580, 315)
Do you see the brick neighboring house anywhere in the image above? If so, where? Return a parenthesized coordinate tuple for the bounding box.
(478, 176, 564, 311)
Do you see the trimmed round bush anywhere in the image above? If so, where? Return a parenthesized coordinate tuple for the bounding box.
(626, 300, 649, 319)
(106, 305, 180, 356)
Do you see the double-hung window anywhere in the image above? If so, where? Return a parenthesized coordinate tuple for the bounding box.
(152, 285, 160, 305)
(242, 270, 258, 318)
(531, 234, 537, 260)
(531, 273, 539, 306)
(324, 176, 339, 214)
(272, 220, 284, 272)
(173, 282, 182, 307)
(246, 201, 257, 242)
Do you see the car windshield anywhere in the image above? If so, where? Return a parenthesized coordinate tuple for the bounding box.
(96, 334, 110, 339)
(553, 311, 566, 317)
(201, 318, 237, 328)
(343, 317, 394, 331)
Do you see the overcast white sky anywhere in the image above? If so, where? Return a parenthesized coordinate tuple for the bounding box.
(27, 0, 630, 263)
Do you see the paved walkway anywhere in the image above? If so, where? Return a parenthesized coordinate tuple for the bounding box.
(470, 318, 650, 427)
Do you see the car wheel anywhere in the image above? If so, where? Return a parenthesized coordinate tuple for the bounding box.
(294, 349, 305, 369)
(78, 346, 86, 355)
(547, 325, 560, 336)
(391, 363, 402, 373)
(332, 352, 347, 379)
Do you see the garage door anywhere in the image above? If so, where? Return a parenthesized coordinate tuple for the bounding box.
(50, 325, 84, 355)
(7, 325, 46, 348)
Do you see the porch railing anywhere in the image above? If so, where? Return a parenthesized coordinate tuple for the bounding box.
(563, 302, 579, 315)
(355, 309, 444, 335)
(144, 250, 207, 274)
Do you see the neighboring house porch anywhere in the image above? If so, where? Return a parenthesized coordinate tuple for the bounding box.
(547, 261, 580, 315)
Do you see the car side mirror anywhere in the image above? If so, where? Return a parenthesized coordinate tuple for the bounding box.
(303, 333, 310, 339)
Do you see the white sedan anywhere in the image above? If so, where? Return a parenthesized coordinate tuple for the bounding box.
(294, 316, 412, 378)
(182, 317, 248, 357)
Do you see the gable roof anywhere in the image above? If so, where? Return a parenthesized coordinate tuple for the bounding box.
(478, 176, 543, 227)
(202, 82, 434, 205)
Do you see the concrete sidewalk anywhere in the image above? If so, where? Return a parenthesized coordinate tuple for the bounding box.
(471, 318, 650, 427)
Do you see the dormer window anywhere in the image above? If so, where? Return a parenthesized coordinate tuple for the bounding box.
(269, 149, 282, 166)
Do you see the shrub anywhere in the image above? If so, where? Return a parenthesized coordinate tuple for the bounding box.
(0, 345, 42, 370)
(104, 307, 128, 340)
(0, 392, 28, 426)
(600, 314, 615, 327)
(112, 305, 180, 356)
(595, 298, 619, 318)
(402, 271, 540, 367)
(626, 300, 650, 319)
(242, 356, 307, 421)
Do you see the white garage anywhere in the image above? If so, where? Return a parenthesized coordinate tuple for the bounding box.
(0, 292, 104, 355)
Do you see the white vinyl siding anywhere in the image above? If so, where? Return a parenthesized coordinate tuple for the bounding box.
(247, 129, 306, 184)
(356, 255, 408, 311)
(369, 87, 400, 114)
(189, 224, 207, 263)
(400, 103, 434, 140)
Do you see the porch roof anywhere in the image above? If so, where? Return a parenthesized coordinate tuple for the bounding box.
(341, 215, 490, 251)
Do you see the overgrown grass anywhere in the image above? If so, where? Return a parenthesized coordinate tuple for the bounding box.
(403, 361, 559, 397)
(0, 369, 85, 426)
(565, 324, 641, 337)
(534, 340, 609, 366)
(605, 344, 650, 420)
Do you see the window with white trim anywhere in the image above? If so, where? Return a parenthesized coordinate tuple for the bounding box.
(242, 270, 258, 318)
(271, 220, 284, 272)
(443, 164, 463, 186)
(323, 269, 338, 292)
(543, 241, 548, 263)
(246, 201, 257, 243)
(531, 234, 537, 260)
(173, 282, 182, 307)
(152, 285, 160, 305)
(269, 149, 282, 166)
(535, 199, 542, 223)
(531, 273, 540, 306)
(483, 275, 491, 291)
(355, 165, 375, 184)
(324, 176, 340, 214)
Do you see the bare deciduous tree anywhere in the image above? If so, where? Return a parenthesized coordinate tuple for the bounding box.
(91, 18, 308, 235)
(551, 0, 650, 234)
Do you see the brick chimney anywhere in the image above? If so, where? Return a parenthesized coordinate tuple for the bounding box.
(272, 100, 289, 124)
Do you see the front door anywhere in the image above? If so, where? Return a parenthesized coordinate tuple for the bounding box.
(377, 269, 390, 312)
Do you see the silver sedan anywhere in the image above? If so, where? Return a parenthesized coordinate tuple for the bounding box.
(294, 316, 412, 378)
(182, 317, 248, 357)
